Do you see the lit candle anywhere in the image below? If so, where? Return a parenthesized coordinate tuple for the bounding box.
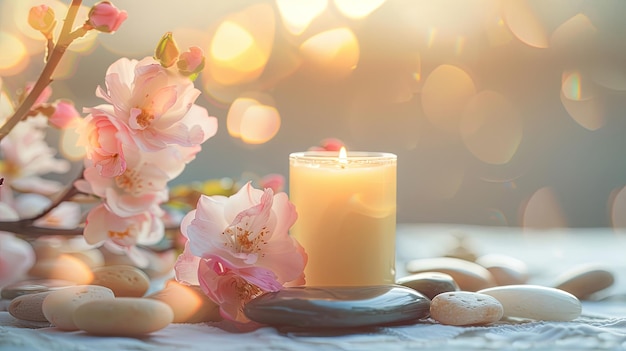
(289, 148, 397, 286)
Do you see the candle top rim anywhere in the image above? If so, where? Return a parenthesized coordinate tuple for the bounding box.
(289, 151, 396, 166)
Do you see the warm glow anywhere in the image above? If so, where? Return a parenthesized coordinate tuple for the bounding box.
(211, 21, 254, 61)
(550, 14, 596, 52)
(460, 90, 522, 165)
(50, 254, 94, 284)
(502, 0, 549, 48)
(560, 91, 606, 131)
(60, 120, 87, 161)
(0, 80, 14, 117)
(276, 0, 328, 35)
(205, 4, 275, 86)
(422, 64, 476, 134)
(227, 93, 279, 143)
(561, 70, 605, 130)
(611, 186, 626, 229)
(299, 27, 359, 80)
(0, 31, 29, 75)
(239, 104, 281, 144)
(521, 187, 567, 228)
(227, 97, 258, 138)
(333, 0, 386, 19)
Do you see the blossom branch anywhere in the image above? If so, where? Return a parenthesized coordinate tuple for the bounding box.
(0, 170, 86, 237)
(0, 0, 84, 142)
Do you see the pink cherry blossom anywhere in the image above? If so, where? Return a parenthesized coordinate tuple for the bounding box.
(198, 256, 282, 322)
(177, 46, 205, 76)
(0, 232, 36, 287)
(75, 149, 169, 217)
(94, 57, 217, 152)
(87, 1, 127, 33)
(76, 108, 132, 177)
(259, 173, 284, 193)
(49, 100, 80, 129)
(0, 203, 18, 221)
(308, 137, 344, 151)
(12, 194, 81, 230)
(174, 182, 307, 323)
(83, 204, 164, 248)
(0, 115, 69, 196)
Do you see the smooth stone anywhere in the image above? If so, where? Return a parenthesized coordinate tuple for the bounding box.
(553, 264, 615, 300)
(30, 239, 64, 260)
(430, 291, 503, 326)
(244, 285, 430, 328)
(67, 249, 105, 269)
(42, 285, 115, 330)
(396, 272, 459, 299)
(475, 254, 529, 286)
(99, 247, 176, 278)
(73, 298, 174, 336)
(442, 232, 479, 261)
(146, 280, 222, 323)
(28, 255, 94, 284)
(8, 291, 52, 322)
(406, 257, 496, 291)
(478, 285, 582, 321)
(90, 265, 150, 297)
(1, 279, 75, 300)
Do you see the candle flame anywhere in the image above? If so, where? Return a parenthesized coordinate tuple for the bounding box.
(339, 146, 347, 164)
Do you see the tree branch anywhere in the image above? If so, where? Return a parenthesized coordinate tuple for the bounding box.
(0, 0, 84, 141)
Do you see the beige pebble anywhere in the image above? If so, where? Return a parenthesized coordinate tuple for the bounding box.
(406, 257, 496, 291)
(8, 291, 52, 322)
(28, 255, 94, 284)
(430, 291, 503, 326)
(42, 285, 115, 330)
(443, 232, 479, 261)
(73, 298, 174, 336)
(99, 247, 176, 278)
(146, 280, 222, 323)
(66, 250, 105, 269)
(30, 239, 63, 260)
(475, 254, 529, 286)
(553, 264, 614, 300)
(141, 249, 177, 278)
(90, 265, 150, 297)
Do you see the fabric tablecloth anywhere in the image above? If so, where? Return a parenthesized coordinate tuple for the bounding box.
(1, 224, 625, 351)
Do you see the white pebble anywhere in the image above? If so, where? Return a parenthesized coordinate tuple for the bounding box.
(478, 285, 581, 321)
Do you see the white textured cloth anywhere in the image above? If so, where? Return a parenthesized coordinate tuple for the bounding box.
(1, 224, 625, 351)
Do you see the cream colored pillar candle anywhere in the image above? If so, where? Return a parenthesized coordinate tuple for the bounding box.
(289, 149, 397, 286)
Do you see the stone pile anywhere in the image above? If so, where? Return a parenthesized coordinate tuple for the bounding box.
(0, 233, 617, 334)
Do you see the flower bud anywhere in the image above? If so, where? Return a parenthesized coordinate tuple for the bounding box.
(177, 46, 205, 80)
(154, 32, 180, 68)
(50, 100, 80, 129)
(87, 1, 127, 33)
(28, 5, 56, 35)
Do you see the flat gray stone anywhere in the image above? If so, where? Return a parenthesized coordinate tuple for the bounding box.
(244, 285, 430, 328)
(396, 272, 459, 299)
(1, 279, 75, 300)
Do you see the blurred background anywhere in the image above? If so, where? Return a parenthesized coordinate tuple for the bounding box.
(2, 0, 626, 228)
